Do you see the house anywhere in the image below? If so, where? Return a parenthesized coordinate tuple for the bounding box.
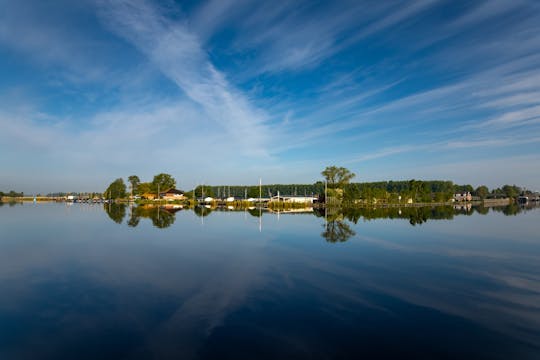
(161, 188, 185, 201)
(271, 195, 318, 204)
(141, 193, 156, 200)
(454, 192, 472, 202)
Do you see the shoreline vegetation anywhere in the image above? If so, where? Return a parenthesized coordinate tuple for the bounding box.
(1, 166, 537, 208)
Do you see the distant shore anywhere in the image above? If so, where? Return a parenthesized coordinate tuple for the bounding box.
(1, 196, 514, 208)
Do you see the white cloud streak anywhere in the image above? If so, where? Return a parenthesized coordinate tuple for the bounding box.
(96, 0, 271, 158)
(2, 0, 540, 191)
(191, 0, 441, 75)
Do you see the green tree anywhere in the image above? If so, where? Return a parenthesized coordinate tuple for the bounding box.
(137, 182, 153, 195)
(194, 185, 215, 198)
(104, 178, 127, 199)
(475, 185, 489, 199)
(247, 186, 260, 198)
(409, 179, 423, 201)
(343, 183, 361, 201)
(152, 173, 176, 192)
(5, 190, 23, 197)
(127, 175, 140, 195)
(321, 166, 356, 189)
(454, 184, 474, 193)
(502, 184, 520, 198)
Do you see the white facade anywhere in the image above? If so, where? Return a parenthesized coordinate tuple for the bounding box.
(271, 195, 317, 203)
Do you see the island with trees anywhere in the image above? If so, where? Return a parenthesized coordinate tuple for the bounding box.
(1, 165, 536, 208)
(96, 166, 536, 209)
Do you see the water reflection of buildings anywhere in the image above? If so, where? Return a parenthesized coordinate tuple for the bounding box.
(267, 207, 314, 214)
(453, 203, 472, 211)
(102, 204, 538, 236)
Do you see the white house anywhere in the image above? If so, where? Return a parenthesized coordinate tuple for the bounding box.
(271, 195, 318, 204)
(161, 188, 185, 201)
(454, 192, 472, 202)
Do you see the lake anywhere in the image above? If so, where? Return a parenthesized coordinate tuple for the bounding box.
(0, 202, 539, 359)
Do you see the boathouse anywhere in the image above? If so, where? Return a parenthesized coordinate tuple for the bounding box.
(161, 188, 185, 201)
(270, 195, 318, 204)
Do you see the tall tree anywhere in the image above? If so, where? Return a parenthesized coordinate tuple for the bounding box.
(475, 185, 489, 199)
(321, 166, 356, 189)
(152, 173, 176, 192)
(127, 175, 140, 195)
(409, 179, 424, 201)
(104, 178, 127, 199)
(136, 182, 153, 195)
(502, 184, 520, 198)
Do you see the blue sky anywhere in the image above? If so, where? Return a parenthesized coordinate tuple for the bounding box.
(1, 0, 540, 193)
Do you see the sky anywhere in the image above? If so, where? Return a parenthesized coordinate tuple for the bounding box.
(1, 0, 540, 193)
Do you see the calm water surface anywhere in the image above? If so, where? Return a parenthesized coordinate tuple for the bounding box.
(0, 202, 539, 359)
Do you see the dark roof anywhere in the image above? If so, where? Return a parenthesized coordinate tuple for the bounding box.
(164, 188, 184, 195)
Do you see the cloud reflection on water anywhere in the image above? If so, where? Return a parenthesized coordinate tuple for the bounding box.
(0, 203, 539, 358)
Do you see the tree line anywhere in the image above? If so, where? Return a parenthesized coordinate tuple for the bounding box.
(318, 166, 527, 203)
(103, 166, 530, 202)
(0, 190, 24, 199)
(104, 173, 176, 199)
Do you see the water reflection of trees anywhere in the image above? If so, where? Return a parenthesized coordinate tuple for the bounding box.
(127, 213, 140, 227)
(104, 204, 178, 228)
(475, 206, 490, 215)
(0, 200, 22, 207)
(102, 203, 536, 230)
(103, 203, 126, 224)
(128, 205, 177, 228)
(491, 203, 520, 216)
(315, 204, 537, 231)
(314, 206, 453, 226)
(314, 209, 357, 243)
(150, 209, 176, 228)
(193, 206, 213, 217)
(322, 218, 356, 243)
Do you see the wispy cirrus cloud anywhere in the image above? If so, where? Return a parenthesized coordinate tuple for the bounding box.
(192, 0, 440, 75)
(1, 0, 540, 192)
(96, 0, 271, 158)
